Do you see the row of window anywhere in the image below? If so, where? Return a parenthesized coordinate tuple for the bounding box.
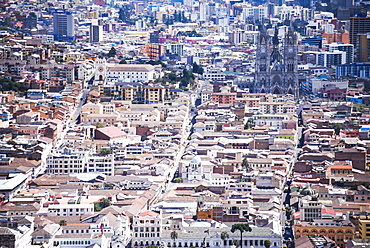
(64, 229, 89, 234)
(50, 208, 92, 212)
(47, 170, 83, 174)
(298, 229, 352, 234)
(135, 233, 160, 237)
(108, 71, 148, 74)
(224, 239, 277, 246)
(57, 240, 91, 245)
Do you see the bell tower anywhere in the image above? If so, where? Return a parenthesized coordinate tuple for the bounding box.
(283, 26, 299, 97)
(255, 25, 270, 94)
(94, 57, 106, 82)
(254, 24, 299, 98)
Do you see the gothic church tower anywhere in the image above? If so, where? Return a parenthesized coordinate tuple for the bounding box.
(255, 26, 270, 94)
(254, 25, 299, 98)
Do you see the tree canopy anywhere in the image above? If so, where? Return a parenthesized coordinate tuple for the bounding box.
(264, 240, 272, 248)
(231, 223, 252, 248)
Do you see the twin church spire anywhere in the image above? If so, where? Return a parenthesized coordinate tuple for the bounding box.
(254, 25, 299, 97)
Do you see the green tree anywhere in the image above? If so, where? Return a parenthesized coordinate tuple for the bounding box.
(118, 8, 135, 25)
(264, 240, 272, 248)
(99, 198, 111, 208)
(29, 12, 37, 18)
(170, 231, 178, 246)
(221, 232, 229, 247)
(231, 223, 252, 248)
(95, 123, 104, 128)
(232, 240, 240, 247)
(59, 220, 67, 226)
(168, 71, 177, 82)
(180, 69, 195, 88)
(94, 202, 102, 211)
(333, 123, 343, 135)
(242, 158, 248, 168)
(107, 47, 116, 57)
(244, 118, 253, 129)
(7, 140, 17, 145)
(147, 245, 158, 248)
(0, 78, 28, 93)
(192, 62, 204, 75)
(100, 148, 113, 155)
(173, 177, 183, 183)
(119, 59, 127, 64)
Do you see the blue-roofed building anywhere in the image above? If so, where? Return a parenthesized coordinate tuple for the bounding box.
(302, 36, 323, 47)
(0, 112, 11, 121)
(346, 95, 362, 103)
(27, 89, 47, 100)
(360, 125, 370, 139)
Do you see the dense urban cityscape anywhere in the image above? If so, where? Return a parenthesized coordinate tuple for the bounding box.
(0, 0, 370, 247)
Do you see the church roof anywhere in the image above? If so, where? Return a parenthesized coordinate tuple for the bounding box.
(190, 155, 202, 164)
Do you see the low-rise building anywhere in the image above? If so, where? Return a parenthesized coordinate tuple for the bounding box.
(294, 219, 354, 248)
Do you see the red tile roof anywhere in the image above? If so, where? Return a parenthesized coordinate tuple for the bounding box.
(138, 211, 159, 217)
(97, 126, 127, 139)
(322, 208, 336, 215)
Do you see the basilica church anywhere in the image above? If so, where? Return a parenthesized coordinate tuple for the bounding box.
(254, 25, 299, 97)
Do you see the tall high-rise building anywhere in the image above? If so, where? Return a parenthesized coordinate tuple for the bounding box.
(324, 43, 354, 64)
(90, 25, 103, 43)
(356, 33, 370, 62)
(316, 51, 346, 67)
(53, 10, 75, 42)
(228, 28, 246, 45)
(254, 26, 299, 97)
(350, 16, 370, 61)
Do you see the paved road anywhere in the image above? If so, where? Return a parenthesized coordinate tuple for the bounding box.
(54, 88, 89, 149)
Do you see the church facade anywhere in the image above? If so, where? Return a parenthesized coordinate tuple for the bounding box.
(254, 26, 299, 97)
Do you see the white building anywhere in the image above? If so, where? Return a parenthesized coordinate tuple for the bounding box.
(47, 204, 94, 217)
(182, 155, 206, 183)
(324, 43, 354, 64)
(46, 147, 90, 175)
(86, 154, 114, 176)
(46, 146, 115, 176)
(132, 210, 163, 247)
(315, 51, 346, 68)
(55, 233, 110, 248)
(252, 114, 290, 129)
(209, 173, 230, 187)
(241, 4, 268, 22)
(202, 67, 225, 81)
(94, 59, 155, 83)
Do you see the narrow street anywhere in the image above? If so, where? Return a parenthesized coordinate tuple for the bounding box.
(281, 103, 305, 248)
(54, 89, 89, 149)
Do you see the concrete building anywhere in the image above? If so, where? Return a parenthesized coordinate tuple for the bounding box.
(86, 154, 114, 176)
(46, 147, 89, 175)
(90, 25, 103, 43)
(316, 51, 346, 68)
(324, 43, 354, 64)
(229, 29, 246, 45)
(105, 65, 155, 83)
(358, 213, 370, 239)
(350, 16, 370, 60)
(252, 114, 290, 129)
(356, 33, 370, 62)
(132, 210, 163, 247)
(53, 11, 75, 42)
(47, 203, 94, 216)
(0, 217, 34, 248)
(299, 199, 323, 221)
(294, 219, 354, 248)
